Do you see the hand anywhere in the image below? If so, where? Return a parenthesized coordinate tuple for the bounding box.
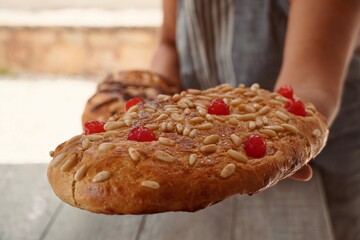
(289, 164, 313, 181)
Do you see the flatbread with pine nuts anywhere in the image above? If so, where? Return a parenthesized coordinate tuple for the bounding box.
(48, 83, 328, 214)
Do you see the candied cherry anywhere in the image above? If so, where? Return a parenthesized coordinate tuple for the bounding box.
(244, 134, 266, 158)
(285, 99, 306, 116)
(277, 85, 294, 99)
(208, 98, 230, 115)
(84, 120, 105, 135)
(128, 127, 157, 142)
(125, 97, 145, 111)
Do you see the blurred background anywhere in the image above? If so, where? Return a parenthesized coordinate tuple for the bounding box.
(0, 0, 161, 164)
(0, 2, 336, 240)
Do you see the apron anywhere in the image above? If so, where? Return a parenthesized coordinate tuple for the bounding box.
(176, 0, 360, 239)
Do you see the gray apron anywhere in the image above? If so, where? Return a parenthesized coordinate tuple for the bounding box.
(176, 0, 360, 239)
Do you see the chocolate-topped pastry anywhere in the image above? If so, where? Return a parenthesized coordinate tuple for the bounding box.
(49, 82, 328, 214)
(82, 70, 179, 124)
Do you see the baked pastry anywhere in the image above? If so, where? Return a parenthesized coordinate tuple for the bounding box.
(48, 83, 328, 214)
(82, 70, 179, 124)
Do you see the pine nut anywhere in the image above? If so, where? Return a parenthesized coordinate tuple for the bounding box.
(144, 103, 155, 109)
(141, 180, 160, 189)
(190, 117, 205, 124)
(264, 125, 285, 132)
(200, 144, 217, 154)
(189, 129, 198, 138)
(65, 135, 82, 146)
(145, 124, 159, 130)
(92, 171, 111, 183)
(74, 165, 88, 181)
(229, 118, 239, 126)
(160, 122, 167, 131)
(269, 100, 283, 106)
(230, 134, 241, 146)
(104, 121, 126, 131)
(172, 93, 181, 101)
(275, 111, 289, 122)
(128, 147, 142, 161)
(230, 99, 242, 106)
(236, 114, 256, 121)
(259, 129, 277, 138)
(164, 105, 178, 109)
(189, 154, 198, 165)
(145, 108, 156, 113)
(213, 115, 226, 122)
(155, 150, 175, 162)
(306, 110, 314, 116)
(183, 126, 191, 136)
(156, 114, 168, 121)
(251, 96, 264, 102)
(204, 135, 220, 145)
(227, 150, 248, 163)
(198, 123, 213, 130)
(86, 134, 104, 141)
(220, 164, 236, 178)
(167, 121, 174, 131)
(256, 118, 264, 128)
(250, 83, 260, 91)
(61, 154, 77, 172)
(51, 153, 67, 167)
(275, 96, 289, 103)
(176, 123, 184, 134)
(244, 91, 256, 97)
(165, 108, 179, 113)
(159, 137, 176, 146)
(124, 119, 132, 126)
(127, 105, 139, 113)
(312, 129, 321, 137)
(171, 113, 184, 122)
(258, 106, 271, 115)
(198, 95, 212, 101)
(262, 116, 269, 125)
(198, 109, 207, 116)
(281, 123, 299, 134)
(206, 114, 214, 121)
(248, 121, 257, 130)
(177, 101, 188, 108)
(98, 142, 115, 151)
(184, 108, 191, 114)
(102, 130, 119, 137)
(251, 103, 261, 110)
(157, 94, 171, 101)
(49, 150, 54, 157)
(245, 105, 256, 113)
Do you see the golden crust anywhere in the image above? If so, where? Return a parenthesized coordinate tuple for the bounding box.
(48, 83, 328, 214)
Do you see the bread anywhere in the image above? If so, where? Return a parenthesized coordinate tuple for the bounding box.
(82, 70, 179, 124)
(48, 83, 328, 214)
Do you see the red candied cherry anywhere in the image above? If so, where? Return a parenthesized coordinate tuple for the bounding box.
(277, 85, 294, 99)
(244, 134, 266, 158)
(84, 120, 105, 135)
(128, 126, 157, 142)
(125, 97, 145, 111)
(285, 99, 306, 116)
(208, 98, 230, 115)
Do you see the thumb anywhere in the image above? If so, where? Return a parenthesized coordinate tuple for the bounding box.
(289, 164, 313, 181)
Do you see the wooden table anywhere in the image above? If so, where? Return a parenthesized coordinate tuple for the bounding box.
(0, 164, 334, 240)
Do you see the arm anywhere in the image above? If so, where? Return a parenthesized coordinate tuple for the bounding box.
(276, 0, 360, 126)
(151, 0, 181, 88)
(276, 0, 360, 181)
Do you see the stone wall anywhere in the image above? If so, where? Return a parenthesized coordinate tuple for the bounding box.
(0, 27, 157, 76)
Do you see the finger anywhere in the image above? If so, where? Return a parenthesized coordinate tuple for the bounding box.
(289, 164, 313, 181)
